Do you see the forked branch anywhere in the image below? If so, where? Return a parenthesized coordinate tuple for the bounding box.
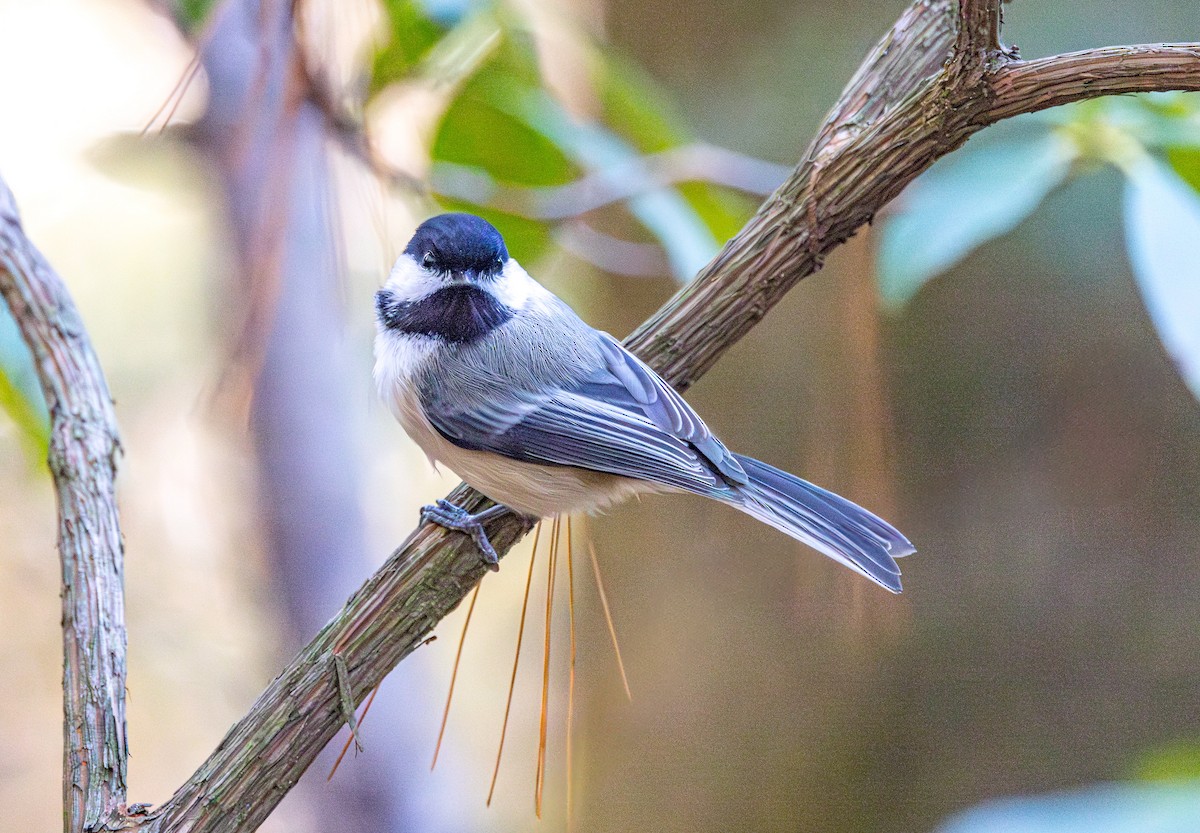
(6, 0, 1198, 831)
(955, 0, 1004, 61)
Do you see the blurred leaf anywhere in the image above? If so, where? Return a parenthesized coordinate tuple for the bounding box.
(878, 131, 1076, 308)
(596, 53, 752, 244)
(430, 24, 723, 278)
(1128, 93, 1200, 148)
(370, 0, 451, 93)
(1035, 94, 1200, 150)
(431, 27, 577, 262)
(1134, 740, 1200, 783)
(0, 304, 49, 461)
(435, 31, 564, 183)
(86, 130, 210, 197)
(176, 0, 216, 29)
(936, 782, 1200, 833)
(423, 11, 753, 279)
(1167, 146, 1200, 194)
(506, 87, 719, 280)
(1123, 159, 1200, 402)
(1135, 91, 1200, 121)
(595, 53, 683, 155)
(674, 181, 757, 245)
(418, 0, 478, 26)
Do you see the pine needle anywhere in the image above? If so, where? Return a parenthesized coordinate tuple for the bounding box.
(431, 580, 482, 770)
(588, 539, 632, 701)
(566, 516, 577, 828)
(535, 516, 561, 818)
(142, 54, 201, 135)
(487, 521, 542, 806)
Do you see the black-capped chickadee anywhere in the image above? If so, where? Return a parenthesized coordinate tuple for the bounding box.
(374, 213, 915, 591)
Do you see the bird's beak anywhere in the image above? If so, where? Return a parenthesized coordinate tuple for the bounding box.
(448, 269, 478, 285)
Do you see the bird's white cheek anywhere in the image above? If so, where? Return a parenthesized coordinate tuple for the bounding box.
(492, 261, 553, 311)
(383, 254, 441, 303)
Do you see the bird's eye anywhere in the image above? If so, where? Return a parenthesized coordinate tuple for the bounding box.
(422, 252, 436, 268)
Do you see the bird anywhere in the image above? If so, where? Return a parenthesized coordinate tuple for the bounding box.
(374, 213, 915, 592)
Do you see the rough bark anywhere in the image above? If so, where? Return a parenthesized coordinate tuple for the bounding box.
(0, 181, 127, 832)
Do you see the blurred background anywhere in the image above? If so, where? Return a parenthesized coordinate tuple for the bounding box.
(1, 0, 1199, 831)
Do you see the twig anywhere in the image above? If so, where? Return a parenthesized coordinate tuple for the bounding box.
(553, 221, 669, 277)
(291, 18, 427, 195)
(0, 178, 128, 833)
(986, 44, 1200, 121)
(429, 145, 791, 220)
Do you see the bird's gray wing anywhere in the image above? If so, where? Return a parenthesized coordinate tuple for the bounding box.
(426, 332, 747, 494)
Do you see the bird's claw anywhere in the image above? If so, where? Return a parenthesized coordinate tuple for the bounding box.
(421, 499, 502, 570)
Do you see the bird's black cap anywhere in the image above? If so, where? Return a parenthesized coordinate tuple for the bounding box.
(404, 213, 509, 278)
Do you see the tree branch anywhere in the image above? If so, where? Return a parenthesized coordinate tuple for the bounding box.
(0, 179, 128, 833)
(955, 0, 1003, 61)
(142, 3, 1200, 829)
(19, 0, 1200, 830)
(624, 37, 1200, 389)
(986, 43, 1200, 121)
(141, 486, 534, 833)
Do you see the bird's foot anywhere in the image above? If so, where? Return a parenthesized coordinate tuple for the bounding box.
(420, 499, 508, 571)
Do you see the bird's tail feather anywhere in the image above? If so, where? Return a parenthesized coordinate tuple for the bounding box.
(728, 454, 915, 593)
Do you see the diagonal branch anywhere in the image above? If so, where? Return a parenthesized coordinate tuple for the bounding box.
(624, 37, 1200, 388)
(816, 0, 958, 147)
(0, 179, 128, 833)
(142, 4, 1200, 828)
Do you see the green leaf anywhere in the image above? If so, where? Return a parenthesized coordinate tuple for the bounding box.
(1129, 92, 1200, 148)
(1123, 159, 1200, 403)
(431, 28, 577, 263)
(504, 87, 719, 280)
(1039, 95, 1200, 152)
(877, 131, 1077, 308)
(595, 53, 685, 155)
(1134, 740, 1200, 783)
(1167, 146, 1200, 195)
(429, 20, 743, 279)
(434, 32, 570, 186)
(176, 0, 216, 29)
(370, 0, 452, 92)
(595, 52, 752, 244)
(0, 303, 49, 461)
